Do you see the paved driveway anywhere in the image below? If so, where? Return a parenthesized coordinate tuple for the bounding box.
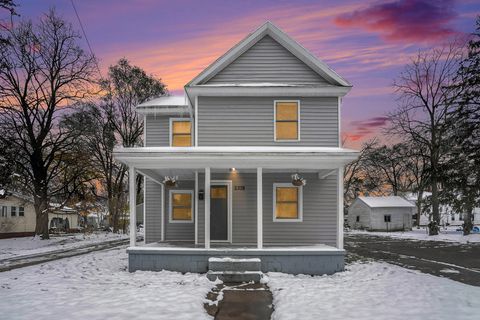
(345, 233, 480, 286)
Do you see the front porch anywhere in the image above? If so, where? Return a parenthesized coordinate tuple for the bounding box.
(114, 146, 357, 275)
(127, 241, 345, 275)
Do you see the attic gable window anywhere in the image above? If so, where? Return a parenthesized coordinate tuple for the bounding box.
(170, 118, 192, 147)
(274, 101, 300, 141)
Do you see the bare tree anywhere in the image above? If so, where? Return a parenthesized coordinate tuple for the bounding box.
(0, 9, 98, 238)
(388, 42, 464, 235)
(66, 59, 167, 232)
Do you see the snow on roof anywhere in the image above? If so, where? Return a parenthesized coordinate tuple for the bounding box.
(137, 95, 187, 108)
(358, 196, 415, 208)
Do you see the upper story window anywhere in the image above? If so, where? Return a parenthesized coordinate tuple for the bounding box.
(11, 206, 16, 217)
(1, 206, 6, 217)
(274, 101, 300, 141)
(19, 206, 24, 217)
(170, 118, 192, 147)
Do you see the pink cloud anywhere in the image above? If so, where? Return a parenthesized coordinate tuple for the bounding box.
(334, 0, 459, 43)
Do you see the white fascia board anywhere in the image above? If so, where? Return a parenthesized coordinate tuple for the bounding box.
(185, 85, 351, 98)
(113, 148, 359, 170)
(136, 106, 190, 115)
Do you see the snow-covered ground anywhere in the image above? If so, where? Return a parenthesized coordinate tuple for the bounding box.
(0, 247, 214, 320)
(348, 226, 480, 243)
(267, 262, 480, 320)
(0, 232, 128, 260)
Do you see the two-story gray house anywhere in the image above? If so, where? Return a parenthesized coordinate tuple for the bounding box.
(114, 22, 358, 278)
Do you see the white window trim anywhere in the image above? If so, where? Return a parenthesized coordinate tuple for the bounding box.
(169, 189, 194, 223)
(273, 100, 301, 142)
(272, 183, 303, 222)
(1, 206, 7, 217)
(169, 118, 193, 147)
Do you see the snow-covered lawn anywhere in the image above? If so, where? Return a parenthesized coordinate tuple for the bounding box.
(348, 226, 480, 243)
(267, 262, 480, 320)
(0, 247, 214, 320)
(0, 232, 128, 260)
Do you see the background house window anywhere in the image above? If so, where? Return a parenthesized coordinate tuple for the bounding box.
(273, 183, 303, 221)
(384, 215, 391, 223)
(275, 101, 299, 141)
(1, 206, 7, 217)
(169, 190, 193, 222)
(19, 206, 24, 217)
(11, 206, 16, 217)
(356, 216, 360, 222)
(170, 119, 192, 147)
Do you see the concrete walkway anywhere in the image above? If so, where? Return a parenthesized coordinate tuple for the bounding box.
(345, 233, 480, 286)
(205, 282, 273, 320)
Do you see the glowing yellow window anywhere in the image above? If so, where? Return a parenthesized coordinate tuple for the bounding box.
(171, 120, 192, 147)
(274, 184, 302, 221)
(170, 191, 193, 222)
(275, 101, 299, 141)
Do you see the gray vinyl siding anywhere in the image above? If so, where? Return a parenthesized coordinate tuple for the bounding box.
(206, 35, 328, 85)
(197, 172, 338, 246)
(198, 96, 339, 147)
(164, 181, 195, 241)
(145, 179, 162, 243)
(145, 115, 192, 147)
(145, 115, 169, 147)
(144, 179, 195, 243)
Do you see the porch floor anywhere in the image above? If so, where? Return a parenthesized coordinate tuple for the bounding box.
(133, 240, 340, 251)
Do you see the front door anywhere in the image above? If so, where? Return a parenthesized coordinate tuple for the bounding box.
(210, 185, 228, 241)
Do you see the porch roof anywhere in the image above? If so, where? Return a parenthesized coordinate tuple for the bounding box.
(113, 146, 358, 170)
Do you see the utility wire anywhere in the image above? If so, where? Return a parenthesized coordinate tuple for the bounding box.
(70, 0, 103, 78)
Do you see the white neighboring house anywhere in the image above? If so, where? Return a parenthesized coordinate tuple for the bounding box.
(348, 196, 415, 231)
(405, 192, 480, 226)
(0, 192, 80, 238)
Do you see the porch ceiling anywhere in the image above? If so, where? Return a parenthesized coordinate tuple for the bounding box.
(113, 146, 358, 171)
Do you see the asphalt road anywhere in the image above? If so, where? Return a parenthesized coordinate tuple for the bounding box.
(345, 233, 480, 286)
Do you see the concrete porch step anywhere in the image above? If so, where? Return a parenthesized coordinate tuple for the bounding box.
(207, 270, 264, 283)
(208, 257, 261, 272)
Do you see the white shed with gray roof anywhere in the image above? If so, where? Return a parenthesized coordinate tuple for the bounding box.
(348, 196, 415, 231)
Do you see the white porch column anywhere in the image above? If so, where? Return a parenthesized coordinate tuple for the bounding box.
(160, 183, 165, 242)
(129, 166, 137, 247)
(194, 170, 199, 245)
(204, 167, 211, 249)
(257, 167, 263, 249)
(337, 167, 344, 249)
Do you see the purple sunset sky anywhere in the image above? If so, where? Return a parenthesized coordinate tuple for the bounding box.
(17, 0, 480, 147)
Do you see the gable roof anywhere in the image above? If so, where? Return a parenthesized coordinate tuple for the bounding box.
(357, 196, 415, 208)
(186, 21, 351, 87)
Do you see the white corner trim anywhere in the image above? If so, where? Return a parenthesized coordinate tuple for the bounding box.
(272, 182, 303, 222)
(337, 168, 344, 249)
(169, 117, 193, 147)
(273, 100, 301, 142)
(168, 189, 194, 223)
(338, 96, 342, 147)
(194, 170, 199, 245)
(143, 177, 147, 244)
(161, 183, 165, 241)
(143, 114, 147, 147)
(194, 96, 198, 147)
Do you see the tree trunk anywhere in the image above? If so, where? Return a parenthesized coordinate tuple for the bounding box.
(463, 200, 474, 236)
(34, 192, 50, 239)
(415, 190, 423, 228)
(429, 175, 440, 235)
